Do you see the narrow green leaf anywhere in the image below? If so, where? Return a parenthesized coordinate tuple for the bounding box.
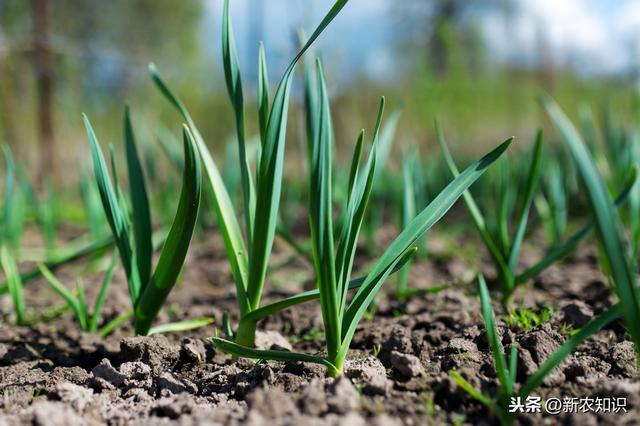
(80, 174, 104, 240)
(241, 250, 416, 324)
(309, 58, 340, 357)
(543, 95, 640, 352)
(1, 245, 25, 325)
(373, 107, 401, 183)
(246, 0, 350, 312)
(148, 317, 214, 335)
(83, 114, 140, 303)
(341, 139, 513, 351)
(124, 106, 153, 291)
(497, 161, 513, 256)
(38, 263, 83, 328)
(211, 336, 336, 370)
(478, 275, 512, 396)
(149, 65, 250, 315)
(222, 0, 256, 245)
(258, 42, 270, 145)
(134, 126, 202, 335)
(547, 161, 568, 244)
(508, 344, 518, 385)
(515, 164, 636, 285)
(508, 131, 543, 274)
(435, 120, 512, 291)
(222, 311, 234, 339)
(75, 277, 89, 331)
(520, 304, 621, 398)
(8, 169, 28, 249)
(398, 153, 417, 296)
(99, 311, 133, 337)
(335, 99, 384, 311)
(90, 251, 118, 333)
(1, 145, 15, 243)
(346, 130, 365, 202)
(450, 370, 494, 410)
(301, 31, 318, 167)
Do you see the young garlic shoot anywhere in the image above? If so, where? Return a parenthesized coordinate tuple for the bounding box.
(451, 275, 623, 425)
(0, 144, 26, 326)
(148, 0, 351, 347)
(542, 95, 640, 362)
(84, 107, 202, 336)
(38, 252, 118, 335)
(437, 122, 636, 306)
(211, 58, 513, 377)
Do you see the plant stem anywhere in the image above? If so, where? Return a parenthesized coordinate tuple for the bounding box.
(329, 352, 346, 378)
(234, 319, 257, 347)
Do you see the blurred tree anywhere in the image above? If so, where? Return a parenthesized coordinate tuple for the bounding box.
(31, 0, 55, 183)
(0, 0, 204, 177)
(394, 0, 512, 77)
(0, 1, 28, 151)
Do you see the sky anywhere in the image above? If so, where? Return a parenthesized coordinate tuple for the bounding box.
(483, 0, 640, 75)
(202, 0, 640, 81)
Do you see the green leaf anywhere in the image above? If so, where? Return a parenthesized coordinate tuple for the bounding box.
(341, 139, 512, 355)
(478, 275, 512, 397)
(38, 263, 84, 329)
(240, 251, 416, 324)
(149, 65, 251, 315)
(124, 106, 153, 292)
(1, 145, 15, 243)
(335, 99, 384, 312)
(450, 370, 494, 410)
(508, 131, 543, 274)
(90, 251, 118, 333)
(134, 126, 202, 335)
(0, 234, 114, 295)
(148, 317, 214, 335)
(98, 311, 133, 337)
(497, 161, 514, 256)
(346, 130, 365, 203)
(84, 114, 140, 303)
(520, 304, 621, 398)
(398, 153, 417, 296)
(76, 277, 89, 330)
(258, 42, 270, 145)
(1, 245, 25, 325)
(246, 0, 350, 312)
(211, 336, 336, 371)
(309, 58, 340, 358)
(222, 0, 256, 246)
(373, 106, 401, 183)
(515, 166, 636, 285)
(436, 121, 512, 292)
(301, 32, 318, 166)
(508, 344, 518, 385)
(542, 95, 640, 353)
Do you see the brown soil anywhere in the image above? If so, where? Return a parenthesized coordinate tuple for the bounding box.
(0, 230, 638, 425)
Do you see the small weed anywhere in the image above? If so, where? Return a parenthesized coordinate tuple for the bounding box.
(503, 306, 554, 331)
(372, 344, 381, 357)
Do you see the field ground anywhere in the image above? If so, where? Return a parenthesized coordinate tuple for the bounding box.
(0, 226, 637, 425)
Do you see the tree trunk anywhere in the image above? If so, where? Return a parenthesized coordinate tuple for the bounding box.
(31, 0, 54, 185)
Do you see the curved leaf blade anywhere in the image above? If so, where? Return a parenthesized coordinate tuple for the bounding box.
(341, 138, 513, 349)
(124, 106, 153, 290)
(134, 126, 202, 335)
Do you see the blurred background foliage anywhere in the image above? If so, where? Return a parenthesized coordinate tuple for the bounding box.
(0, 0, 636, 185)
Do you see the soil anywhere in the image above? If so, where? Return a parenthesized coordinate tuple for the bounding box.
(0, 228, 638, 425)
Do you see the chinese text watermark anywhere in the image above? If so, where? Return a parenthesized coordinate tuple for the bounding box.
(508, 396, 628, 415)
